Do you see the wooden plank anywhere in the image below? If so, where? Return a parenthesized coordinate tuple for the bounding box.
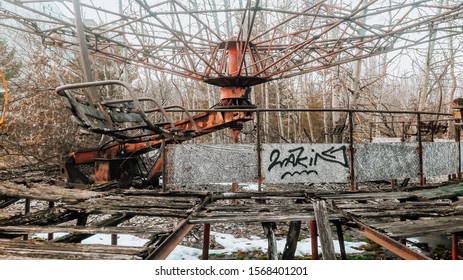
(63, 206, 190, 218)
(413, 184, 463, 200)
(321, 192, 415, 201)
(0, 181, 102, 202)
(116, 195, 200, 204)
(335, 200, 452, 210)
(0, 208, 78, 226)
(0, 249, 141, 260)
(0, 225, 171, 236)
(370, 216, 463, 238)
(348, 207, 460, 218)
(203, 205, 314, 212)
(0, 209, 20, 220)
(0, 197, 20, 208)
(193, 211, 313, 218)
(0, 238, 143, 260)
(213, 191, 309, 200)
(189, 214, 314, 224)
(0, 238, 144, 253)
(52, 213, 134, 243)
(122, 190, 211, 198)
(313, 200, 336, 260)
(70, 195, 198, 209)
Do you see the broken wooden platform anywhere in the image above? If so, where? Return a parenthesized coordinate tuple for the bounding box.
(1, 179, 463, 259)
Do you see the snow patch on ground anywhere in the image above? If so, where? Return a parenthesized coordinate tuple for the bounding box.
(34, 231, 367, 260)
(33, 232, 149, 246)
(166, 231, 366, 260)
(82, 234, 149, 246)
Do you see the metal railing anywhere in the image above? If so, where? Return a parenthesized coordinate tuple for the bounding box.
(163, 107, 456, 191)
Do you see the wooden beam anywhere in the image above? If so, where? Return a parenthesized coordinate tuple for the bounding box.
(262, 222, 278, 260)
(282, 221, 301, 260)
(0, 225, 171, 236)
(53, 214, 134, 243)
(313, 200, 336, 260)
(189, 214, 314, 224)
(0, 238, 142, 260)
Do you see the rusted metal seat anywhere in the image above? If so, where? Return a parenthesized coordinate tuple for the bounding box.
(55, 78, 197, 141)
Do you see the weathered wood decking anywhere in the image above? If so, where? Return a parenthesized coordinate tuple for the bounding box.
(1, 179, 463, 259)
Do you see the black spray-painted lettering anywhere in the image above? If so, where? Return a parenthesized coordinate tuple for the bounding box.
(314, 146, 349, 168)
(268, 147, 308, 172)
(267, 146, 349, 179)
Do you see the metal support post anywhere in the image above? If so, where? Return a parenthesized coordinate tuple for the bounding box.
(417, 114, 425, 186)
(76, 213, 88, 226)
(48, 201, 55, 240)
(23, 198, 30, 240)
(452, 234, 459, 260)
(111, 234, 118, 245)
(256, 110, 262, 192)
(457, 125, 462, 178)
(369, 122, 373, 143)
(334, 221, 347, 260)
(162, 140, 167, 193)
(202, 224, 211, 260)
(348, 111, 357, 191)
(310, 220, 318, 260)
(401, 121, 406, 142)
(232, 182, 239, 205)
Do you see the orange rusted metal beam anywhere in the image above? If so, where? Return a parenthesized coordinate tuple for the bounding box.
(144, 195, 212, 259)
(202, 224, 211, 260)
(354, 220, 431, 260)
(64, 109, 254, 185)
(227, 39, 240, 77)
(70, 110, 253, 165)
(145, 218, 196, 260)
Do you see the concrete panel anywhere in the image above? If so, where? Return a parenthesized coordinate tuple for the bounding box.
(423, 142, 459, 177)
(355, 143, 419, 181)
(165, 144, 257, 185)
(164, 142, 460, 186)
(261, 144, 350, 183)
(461, 143, 463, 174)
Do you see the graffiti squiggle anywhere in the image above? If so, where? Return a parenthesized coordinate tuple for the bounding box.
(281, 170, 318, 179)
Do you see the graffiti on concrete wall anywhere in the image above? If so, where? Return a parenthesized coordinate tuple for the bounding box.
(263, 144, 350, 183)
(166, 143, 459, 186)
